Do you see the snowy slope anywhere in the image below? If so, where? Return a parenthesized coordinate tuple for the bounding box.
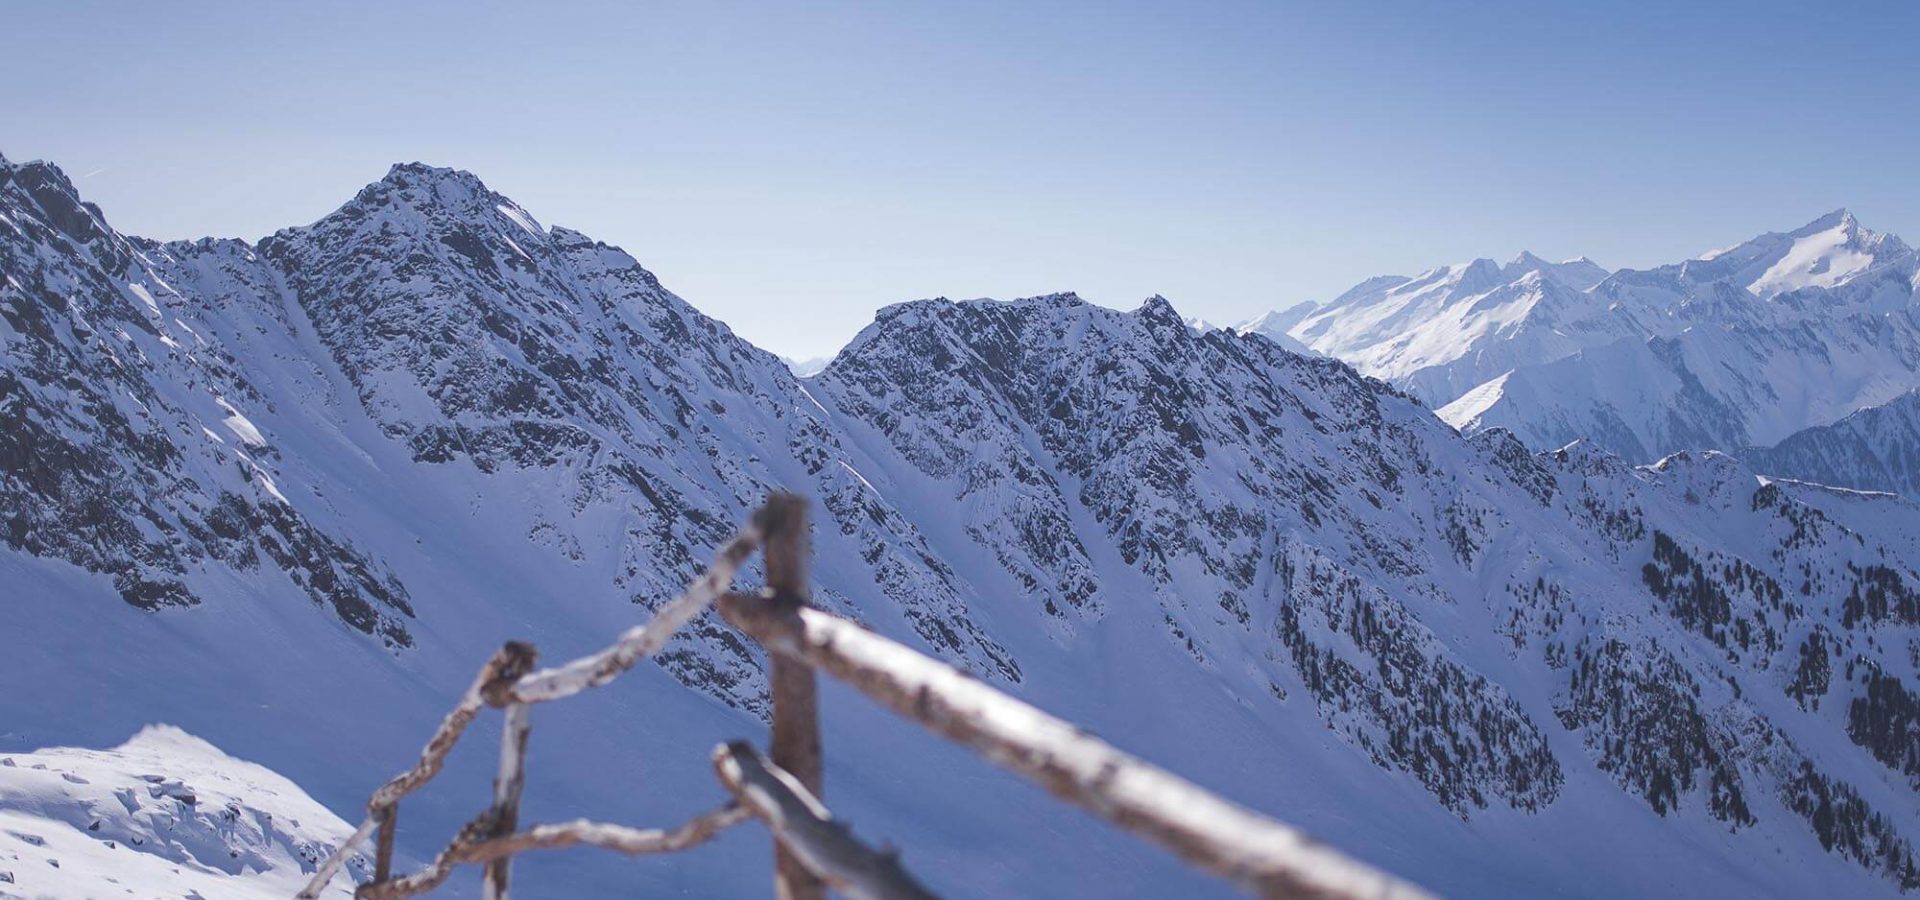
(1440, 250, 1920, 460)
(1743, 390, 1920, 498)
(1703, 209, 1909, 300)
(4, 153, 1919, 898)
(0, 726, 365, 899)
(1234, 300, 1319, 356)
(1250, 209, 1920, 463)
(1270, 253, 1618, 405)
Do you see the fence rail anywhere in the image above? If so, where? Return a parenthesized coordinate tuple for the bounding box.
(297, 493, 1433, 900)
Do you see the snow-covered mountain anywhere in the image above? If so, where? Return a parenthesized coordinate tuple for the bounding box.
(781, 355, 833, 377)
(1249, 210, 1920, 464)
(1271, 252, 1616, 405)
(0, 726, 365, 899)
(5, 153, 1919, 898)
(1234, 300, 1319, 357)
(1743, 390, 1920, 498)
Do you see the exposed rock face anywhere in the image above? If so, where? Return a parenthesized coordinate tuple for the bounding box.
(0, 160, 414, 646)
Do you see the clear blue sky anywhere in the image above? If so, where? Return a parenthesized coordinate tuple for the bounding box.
(5, 0, 1917, 358)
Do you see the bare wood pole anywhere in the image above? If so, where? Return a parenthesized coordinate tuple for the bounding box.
(714, 742, 939, 900)
(357, 807, 750, 900)
(460, 806, 750, 864)
(716, 593, 1433, 900)
(482, 697, 534, 899)
(759, 493, 827, 900)
(307, 816, 378, 899)
(505, 523, 763, 705)
(373, 805, 397, 882)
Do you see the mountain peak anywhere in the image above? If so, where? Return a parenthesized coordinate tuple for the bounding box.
(5, 157, 113, 246)
(1501, 251, 1611, 290)
(1446, 257, 1507, 294)
(1238, 301, 1318, 337)
(1798, 207, 1857, 235)
(342, 161, 506, 220)
(1135, 294, 1185, 326)
(380, 161, 490, 191)
(295, 161, 553, 248)
(1461, 257, 1502, 275)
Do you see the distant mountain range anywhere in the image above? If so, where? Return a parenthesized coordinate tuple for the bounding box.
(1743, 390, 1920, 498)
(1241, 210, 1920, 472)
(4, 152, 1919, 897)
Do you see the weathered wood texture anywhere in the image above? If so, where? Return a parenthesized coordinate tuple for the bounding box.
(760, 493, 827, 900)
(373, 805, 397, 882)
(482, 700, 533, 900)
(506, 522, 763, 704)
(297, 641, 536, 899)
(461, 806, 750, 864)
(353, 807, 750, 899)
(298, 523, 764, 900)
(716, 590, 1434, 900)
(715, 741, 939, 900)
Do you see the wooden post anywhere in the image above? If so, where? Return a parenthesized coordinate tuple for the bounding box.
(759, 493, 826, 900)
(482, 698, 534, 898)
(374, 804, 398, 882)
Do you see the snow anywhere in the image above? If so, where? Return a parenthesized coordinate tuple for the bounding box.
(1254, 254, 1630, 405)
(1437, 370, 1511, 426)
(126, 282, 159, 316)
(496, 203, 541, 236)
(248, 461, 290, 504)
(783, 356, 833, 377)
(837, 459, 879, 495)
(1268, 208, 1920, 463)
(0, 726, 365, 899)
(216, 397, 268, 447)
(1749, 218, 1875, 297)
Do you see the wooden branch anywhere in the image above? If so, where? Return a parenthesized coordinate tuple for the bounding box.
(299, 641, 537, 900)
(715, 593, 1433, 900)
(301, 522, 759, 899)
(714, 741, 939, 900)
(507, 523, 762, 704)
(356, 812, 483, 900)
(460, 805, 750, 863)
(302, 814, 379, 900)
(761, 493, 827, 900)
(482, 699, 534, 899)
(353, 806, 748, 900)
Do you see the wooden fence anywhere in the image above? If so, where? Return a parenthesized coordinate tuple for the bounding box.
(296, 494, 1431, 900)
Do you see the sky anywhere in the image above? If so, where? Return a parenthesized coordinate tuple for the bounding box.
(4, 0, 1918, 360)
